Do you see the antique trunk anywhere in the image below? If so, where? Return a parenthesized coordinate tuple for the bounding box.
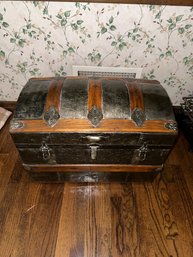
(9, 77, 178, 182)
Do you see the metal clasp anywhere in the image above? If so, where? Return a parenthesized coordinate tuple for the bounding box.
(137, 143, 148, 161)
(90, 145, 99, 160)
(40, 142, 51, 160)
(83, 135, 108, 143)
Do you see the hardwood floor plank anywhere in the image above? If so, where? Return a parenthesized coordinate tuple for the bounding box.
(0, 120, 193, 257)
(133, 167, 186, 257)
(56, 183, 141, 257)
(167, 134, 193, 198)
(55, 183, 87, 257)
(0, 172, 64, 257)
(0, 152, 19, 203)
(110, 183, 140, 257)
(167, 166, 193, 257)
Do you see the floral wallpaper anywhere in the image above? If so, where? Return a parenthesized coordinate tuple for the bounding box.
(0, 1, 193, 105)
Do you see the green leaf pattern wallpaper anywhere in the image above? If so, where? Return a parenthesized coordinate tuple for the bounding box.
(0, 1, 193, 104)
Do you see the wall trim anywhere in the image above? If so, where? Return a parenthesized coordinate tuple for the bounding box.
(0, 101, 16, 112)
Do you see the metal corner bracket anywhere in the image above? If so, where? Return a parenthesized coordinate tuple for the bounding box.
(44, 106, 60, 127)
(10, 120, 24, 130)
(131, 107, 146, 127)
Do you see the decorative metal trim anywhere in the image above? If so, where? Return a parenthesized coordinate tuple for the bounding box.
(165, 121, 178, 131)
(131, 107, 146, 127)
(40, 142, 51, 161)
(155, 165, 164, 173)
(87, 105, 103, 127)
(10, 120, 24, 130)
(44, 106, 60, 127)
(137, 143, 148, 161)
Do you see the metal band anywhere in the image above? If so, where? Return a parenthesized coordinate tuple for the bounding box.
(102, 79, 130, 119)
(60, 78, 88, 119)
(14, 79, 50, 119)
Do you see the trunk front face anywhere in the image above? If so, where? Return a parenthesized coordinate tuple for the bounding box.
(10, 77, 178, 174)
(17, 145, 171, 165)
(13, 132, 176, 166)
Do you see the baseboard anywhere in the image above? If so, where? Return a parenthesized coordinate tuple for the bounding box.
(0, 101, 16, 112)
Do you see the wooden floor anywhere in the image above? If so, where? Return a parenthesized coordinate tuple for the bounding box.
(0, 120, 193, 257)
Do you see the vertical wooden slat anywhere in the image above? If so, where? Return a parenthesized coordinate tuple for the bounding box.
(127, 81, 144, 113)
(45, 79, 64, 113)
(88, 79, 102, 112)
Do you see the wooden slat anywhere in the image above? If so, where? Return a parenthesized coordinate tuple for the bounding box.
(88, 79, 102, 112)
(10, 119, 177, 133)
(45, 79, 63, 113)
(127, 81, 144, 113)
(0, 101, 16, 112)
(23, 164, 162, 173)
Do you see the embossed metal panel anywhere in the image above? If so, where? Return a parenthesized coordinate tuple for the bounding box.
(14, 79, 50, 119)
(139, 83, 175, 120)
(18, 145, 170, 165)
(60, 78, 88, 118)
(102, 79, 130, 119)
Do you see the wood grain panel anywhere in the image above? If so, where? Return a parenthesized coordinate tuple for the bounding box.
(24, 164, 162, 173)
(45, 79, 63, 113)
(10, 119, 178, 133)
(133, 168, 183, 256)
(88, 79, 102, 112)
(127, 81, 144, 113)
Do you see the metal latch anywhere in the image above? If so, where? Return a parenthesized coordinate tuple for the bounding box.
(40, 142, 51, 160)
(137, 143, 148, 161)
(90, 145, 99, 160)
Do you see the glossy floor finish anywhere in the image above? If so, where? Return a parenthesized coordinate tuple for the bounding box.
(0, 120, 192, 257)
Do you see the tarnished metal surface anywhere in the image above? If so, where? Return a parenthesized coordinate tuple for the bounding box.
(139, 83, 175, 120)
(18, 147, 56, 164)
(12, 132, 177, 146)
(102, 79, 130, 119)
(60, 78, 88, 118)
(18, 144, 171, 165)
(14, 79, 50, 119)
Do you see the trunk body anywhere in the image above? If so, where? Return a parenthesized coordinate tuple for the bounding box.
(10, 77, 178, 182)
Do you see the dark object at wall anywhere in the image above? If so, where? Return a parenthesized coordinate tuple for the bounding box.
(9, 76, 178, 182)
(175, 97, 193, 151)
